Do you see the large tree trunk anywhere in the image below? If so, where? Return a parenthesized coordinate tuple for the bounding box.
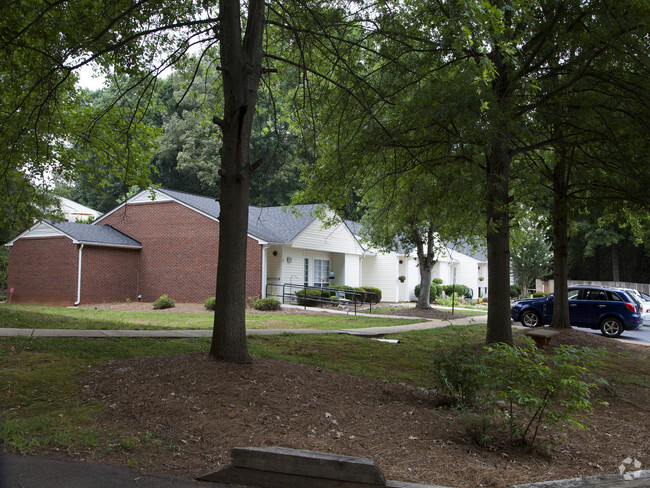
(415, 223, 436, 309)
(210, 0, 265, 363)
(484, 47, 514, 345)
(485, 138, 514, 344)
(550, 150, 571, 329)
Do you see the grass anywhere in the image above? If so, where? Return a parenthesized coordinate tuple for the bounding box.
(0, 304, 421, 331)
(2, 309, 647, 460)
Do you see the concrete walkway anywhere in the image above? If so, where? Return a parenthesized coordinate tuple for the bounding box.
(0, 308, 487, 338)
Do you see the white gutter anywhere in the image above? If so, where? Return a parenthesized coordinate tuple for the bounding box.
(261, 244, 269, 298)
(74, 244, 84, 306)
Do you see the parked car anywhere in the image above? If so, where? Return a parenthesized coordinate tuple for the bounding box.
(510, 285, 642, 338)
(619, 288, 650, 326)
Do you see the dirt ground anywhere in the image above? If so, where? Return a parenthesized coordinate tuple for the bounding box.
(78, 304, 648, 488)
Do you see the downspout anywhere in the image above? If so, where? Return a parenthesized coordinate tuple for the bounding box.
(74, 244, 84, 306)
(261, 244, 269, 298)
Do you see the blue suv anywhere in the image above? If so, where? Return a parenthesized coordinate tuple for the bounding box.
(511, 285, 641, 338)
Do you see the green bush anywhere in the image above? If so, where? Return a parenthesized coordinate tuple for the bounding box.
(295, 288, 331, 306)
(353, 287, 367, 302)
(443, 284, 469, 297)
(482, 339, 606, 447)
(510, 285, 522, 298)
(361, 286, 382, 303)
(436, 293, 466, 307)
(153, 294, 175, 310)
(433, 278, 443, 285)
(204, 297, 216, 311)
(326, 285, 359, 300)
(432, 347, 484, 408)
(414, 282, 443, 302)
(532, 292, 545, 298)
(251, 297, 282, 311)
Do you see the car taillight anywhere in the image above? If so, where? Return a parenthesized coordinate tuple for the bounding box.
(625, 302, 636, 313)
(646, 308, 650, 313)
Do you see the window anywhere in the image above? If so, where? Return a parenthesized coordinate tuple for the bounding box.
(568, 288, 580, 300)
(313, 258, 330, 288)
(304, 259, 309, 287)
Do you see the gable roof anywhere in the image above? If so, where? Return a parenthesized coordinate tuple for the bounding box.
(5, 221, 142, 248)
(97, 187, 326, 245)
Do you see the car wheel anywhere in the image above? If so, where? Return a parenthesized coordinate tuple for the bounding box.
(600, 317, 624, 338)
(520, 310, 542, 328)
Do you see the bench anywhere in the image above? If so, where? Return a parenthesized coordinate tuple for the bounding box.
(525, 328, 560, 348)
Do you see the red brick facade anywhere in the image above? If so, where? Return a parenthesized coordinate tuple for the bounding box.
(7, 237, 142, 306)
(8, 237, 79, 305)
(7, 200, 264, 305)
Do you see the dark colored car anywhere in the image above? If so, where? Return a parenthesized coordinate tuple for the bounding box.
(511, 285, 642, 338)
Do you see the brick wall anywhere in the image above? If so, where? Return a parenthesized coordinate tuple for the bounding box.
(7, 236, 142, 305)
(100, 201, 263, 302)
(81, 246, 141, 303)
(7, 236, 78, 305)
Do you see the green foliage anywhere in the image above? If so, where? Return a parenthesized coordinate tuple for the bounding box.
(443, 285, 470, 297)
(204, 297, 216, 311)
(0, 247, 8, 298)
(251, 298, 282, 311)
(361, 286, 382, 304)
(414, 282, 443, 302)
(510, 285, 522, 298)
(433, 278, 443, 285)
(532, 292, 545, 298)
(326, 285, 359, 300)
(482, 339, 606, 447)
(295, 288, 332, 306)
(436, 293, 466, 307)
(152, 294, 175, 310)
(431, 347, 484, 408)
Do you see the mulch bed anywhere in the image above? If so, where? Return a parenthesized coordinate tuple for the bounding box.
(72, 303, 649, 487)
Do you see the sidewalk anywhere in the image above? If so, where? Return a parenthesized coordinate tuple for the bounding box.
(0, 313, 486, 338)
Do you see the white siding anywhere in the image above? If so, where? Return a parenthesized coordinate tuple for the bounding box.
(130, 189, 171, 203)
(292, 218, 363, 255)
(361, 253, 399, 302)
(343, 254, 361, 287)
(266, 245, 284, 297)
(7, 222, 66, 244)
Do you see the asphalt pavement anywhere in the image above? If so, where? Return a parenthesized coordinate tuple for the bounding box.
(0, 451, 224, 488)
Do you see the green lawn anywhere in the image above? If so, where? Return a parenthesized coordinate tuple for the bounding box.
(1, 317, 648, 458)
(0, 304, 422, 331)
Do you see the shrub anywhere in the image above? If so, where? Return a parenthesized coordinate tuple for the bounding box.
(153, 294, 175, 310)
(510, 285, 522, 298)
(443, 284, 469, 297)
(295, 288, 331, 306)
(482, 338, 606, 447)
(437, 293, 465, 307)
(532, 292, 545, 298)
(432, 347, 484, 408)
(326, 285, 359, 300)
(361, 286, 382, 303)
(433, 278, 443, 285)
(204, 297, 216, 311)
(251, 297, 281, 311)
(414, 282, 443, 302)
(353, 287, 367, 302)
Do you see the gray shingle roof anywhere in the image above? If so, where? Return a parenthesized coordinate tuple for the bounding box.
(159, 188, 319, 244)
(54, 222, 142, 248)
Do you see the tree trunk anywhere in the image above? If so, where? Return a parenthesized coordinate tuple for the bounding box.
(485, 139, 514, 344)
(550, 150, 571, 330)
(414, 223, 435, 310)
(210, 0, 265, 363)
(416, 258, 433, 309)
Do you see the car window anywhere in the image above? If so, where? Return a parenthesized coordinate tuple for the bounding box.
(641, 292, 650, 301)
(607, 291, 623, 302)
(568, 289, 580, 300)
(583, 289, 607, 301)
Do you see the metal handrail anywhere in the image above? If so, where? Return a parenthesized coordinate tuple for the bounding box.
(265, 283, 377, 316)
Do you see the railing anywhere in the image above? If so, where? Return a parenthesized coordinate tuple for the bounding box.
(265, 283, 377, 316)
